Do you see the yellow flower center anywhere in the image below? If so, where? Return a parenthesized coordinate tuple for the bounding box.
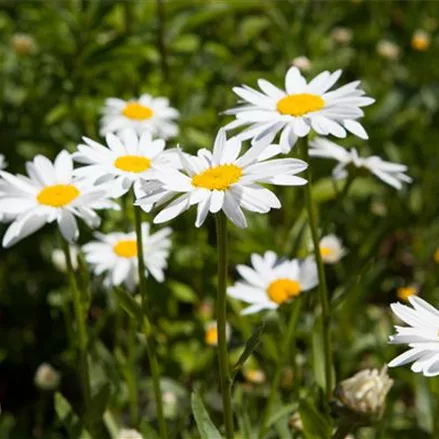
(245, 369, 265, 384)
(267, 278, 301, 305)
(411, 34, 430, 51)
(320, 246, 332, 258)
(397, 286, 417, 301)
(434, 249, 439, 263)
(113, 239, 138, 258)
(122, 102, 154, 120)
(277, 93, 325, 117)
(114, 155, 151, 173)
(37, 184, 80, 207)
(192, 164, 242, 191)
(205, 326, 218, 346)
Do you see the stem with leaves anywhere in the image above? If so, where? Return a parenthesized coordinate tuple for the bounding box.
(300, 138, 334, 400)
(215, 213, 234, 439)
(60, 238, 92, 419)
(133, 204, 168, 439)
(258, 298, 302, 439)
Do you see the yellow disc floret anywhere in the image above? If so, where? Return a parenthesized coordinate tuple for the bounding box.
(277, 93, 325, 117)
(113, 239, 138, 258)
(205, 326, 219, 346)
(114, 155, 151, 173)
(122, 102, 154, 120)
(192, 164, 242, 191)
(37, 184, 80, 207)
(397, 286, 417, 301)
(267, 278, 301, 304)
(320, 246, 332, 258)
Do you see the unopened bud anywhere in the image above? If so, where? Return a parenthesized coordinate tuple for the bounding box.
(337, 366, 393, 418)
(34, 363, 60, 391)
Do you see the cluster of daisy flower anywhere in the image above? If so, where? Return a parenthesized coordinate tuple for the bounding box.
(1, 62, 435, 439)
(0, 95, 180, 288)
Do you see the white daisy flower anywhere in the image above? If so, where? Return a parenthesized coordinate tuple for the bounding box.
(227, 251, 318, 315)
(0, 151, 116, 248)
(73, 128, 177, 199)
(388, 296, 439, 377)
(100, 94, 179, 139)
(82, 223, 172, 291)
(312, 234, 346, 264)
(309, 137, 412, 190)
(224, 67, 374, 152)
(204, 321, 232, 346)
(135, 129, 308, 229)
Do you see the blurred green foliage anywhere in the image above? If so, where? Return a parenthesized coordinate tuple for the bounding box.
(1, 0, 439, 438)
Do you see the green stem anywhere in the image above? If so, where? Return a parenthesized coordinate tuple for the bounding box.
(215, 213, 234, 439)
(127, 317, 139, 427)
(300, 138, 333, 400)
(61, 238, 92, 414)
(258, 298, 302, 439)
(133, 204, 168, 439)
(121, 194, 139, 427)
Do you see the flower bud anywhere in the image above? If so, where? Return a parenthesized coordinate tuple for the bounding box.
(331, 27, 353, 44)
(337, 367, 393, 418)
(291, 56, 312, 72)
(376, 40, 400, 61)
(34, 363, 61, 391)
(11, 33, 37, 55)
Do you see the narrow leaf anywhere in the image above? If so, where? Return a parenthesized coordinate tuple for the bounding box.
(85, 383, 112, 425)
(298, 400, 332, 439)
(231, 322, 265, 379)
(114, 287, 143, 323)
(191, 391, 223, 439)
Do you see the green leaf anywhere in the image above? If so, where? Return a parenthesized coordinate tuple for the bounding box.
(267, 402, 299, 428)
(298, 400, 332, 439)
(169, 281, 198, 303)
(114, 287, 143, 322)
(415, 375, 433, 433)
(191, 391, 223, 439)
(85, 383, 112, 425)
(311, 319, 326, 391)
(55, 392, 74, 423)
(231, 322, 265, 379)
(45, 103, 69, 125)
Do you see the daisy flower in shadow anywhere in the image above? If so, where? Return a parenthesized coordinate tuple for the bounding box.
(135, 129, 308, 228)
(100, 94, 179, 139)
(0, 151, 116, 247)
(309, 137, 412, 190)
(82, 223, 172, 291)
(389, 296, 439, 377)
(227, 251, 318, 315)
(73, 128, 178, 199)
(224, 67, 374, 152)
